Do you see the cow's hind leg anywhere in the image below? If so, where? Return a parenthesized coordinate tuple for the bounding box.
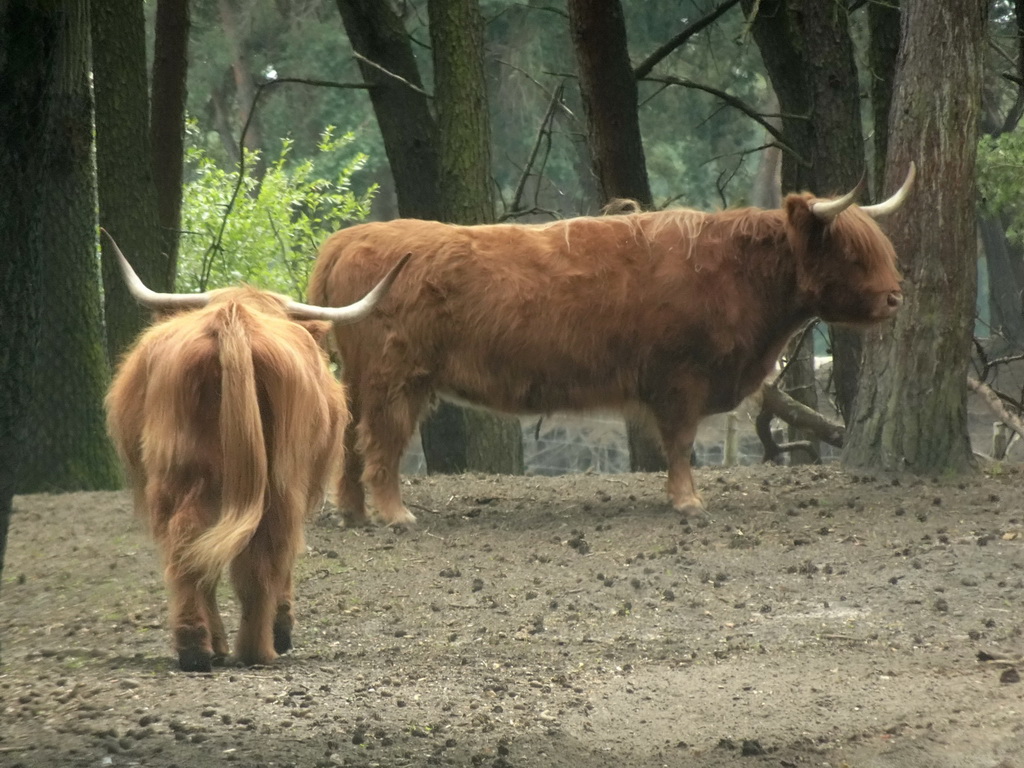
(201, 579, 230, 664)
(272, 569, 295, 655)
(166, 566, 215, 672)
(357, 383, 428, 526)
(228, 528, 296, 666)
(161, 492, 218, 672)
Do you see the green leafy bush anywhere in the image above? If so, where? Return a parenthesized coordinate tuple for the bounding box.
(178, 124, 376, 298)
(978, 131, 1024, 243)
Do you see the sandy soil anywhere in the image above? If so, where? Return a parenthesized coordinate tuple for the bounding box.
(2, 464, 1024, 768)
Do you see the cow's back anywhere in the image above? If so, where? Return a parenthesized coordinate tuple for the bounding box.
(310, 217, 697, 412)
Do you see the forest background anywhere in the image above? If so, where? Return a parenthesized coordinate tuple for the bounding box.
(1, 0, 1021, 589)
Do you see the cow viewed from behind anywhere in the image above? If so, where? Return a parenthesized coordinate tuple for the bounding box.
(104, 233, 408, 671)
(309, 167, 914, 527)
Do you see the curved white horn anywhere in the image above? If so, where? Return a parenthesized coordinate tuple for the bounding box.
(287, 252, 412, 324)
(810, 175, 866, 222)
(101, 229, 212, 311)
(860, 162, 916, 218)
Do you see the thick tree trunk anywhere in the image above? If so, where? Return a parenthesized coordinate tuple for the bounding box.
(335, 0, 442, 221)
(843, 0, 984, 474)
(742, 0, 866, 449)
(867, 0, 900, 198)
(424, 0, 523, 475)
(12, 0, 121, 494)
(92, 0, 168, 366)
(217, 0, 265, 178)
(979, 213, 1024, 347)
(150, 0, 190, 288)
(0, 0, 53, 602)
(567, 0, 665, 473)
(567, 0, 652, 207)
(336, 0, 449, 471)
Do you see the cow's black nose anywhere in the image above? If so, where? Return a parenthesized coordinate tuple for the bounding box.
(887, 292, 903, 308)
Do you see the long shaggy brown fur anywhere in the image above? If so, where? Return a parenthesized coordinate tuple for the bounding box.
(106, 286, 347, 672)
(308, 195, 903, 526)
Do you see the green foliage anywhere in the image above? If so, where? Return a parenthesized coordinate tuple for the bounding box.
(178, 124, 376, 298)
(181, 0, 769, 222)
(978, 130, 1024, 244)
(182, 0, 391, 200)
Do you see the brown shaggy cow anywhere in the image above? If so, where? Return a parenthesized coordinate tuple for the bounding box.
(308, 167, 914, 526)
(104, 234, 408, 671)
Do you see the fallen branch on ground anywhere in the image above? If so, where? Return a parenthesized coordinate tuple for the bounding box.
(756, 382, 845, 463)
(967, 376, 1024, 454)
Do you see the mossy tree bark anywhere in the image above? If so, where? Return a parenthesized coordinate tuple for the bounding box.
(566, 0, 666, 472)
(867, 0, 901, 199)
(422, 0, 524, 475)
(92, 0, 170, 367)
(335, 0, 442, 221)
(150, 0, 191, 290)
(0, 0, 51, 603)
(843, 0, 985, 474)
(14, 0, 122, 494)
(741, 0, 867, 443)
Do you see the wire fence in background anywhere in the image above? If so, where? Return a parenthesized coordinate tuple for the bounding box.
(399, 410, 796, 477)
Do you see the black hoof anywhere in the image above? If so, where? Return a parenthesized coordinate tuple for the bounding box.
(273, 627, 293, 655)
(178, 648, 213, 673)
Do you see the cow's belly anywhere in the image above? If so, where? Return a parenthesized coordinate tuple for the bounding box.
(437, 359, 635, 416)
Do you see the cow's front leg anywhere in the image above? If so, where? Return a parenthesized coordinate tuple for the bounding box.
(666, 451, 704, 516)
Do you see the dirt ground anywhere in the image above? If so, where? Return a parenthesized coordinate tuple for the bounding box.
(3, 463, 1024, 768)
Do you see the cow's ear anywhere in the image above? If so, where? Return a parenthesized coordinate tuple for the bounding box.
(298, 320, 333, 345)
(783, 194, 827, 260)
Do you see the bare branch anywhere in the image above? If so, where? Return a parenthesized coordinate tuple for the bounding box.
(776, 322, 817, 383)
(498, 205, 561, 222)
(968, 375, 1024, 445)
(640, 74, 802, 160)
(199, 75, 374, 290)
(633, 0, 742, 80)
(256, 76, 370, 91)
(505, 83, 566, 217)
(760, 382, 845, 449)
(754, 405, 783, 463)
(352, 51, 431, 97)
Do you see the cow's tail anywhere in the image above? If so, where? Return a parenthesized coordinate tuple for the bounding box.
(185, 305, 268, 583)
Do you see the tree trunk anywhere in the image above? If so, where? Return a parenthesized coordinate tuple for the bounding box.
(979, 213, 1024, 348)
(335, 0, 442, 221)
(742, 0, 866, 448)
(13, 0, 121, 494)
(567, 0, 652, 207)
(567, 0, 666, 472)
(217, 0, 265, 178)
(334, 0, 464, 474)
(0, 0, 53, 605)
(150, 0, 190, 288)
(424, 0, 524, 475)
(843, 0, 984, 474)
(867, 0, 900, 198)
(92, 0, 168, 366)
